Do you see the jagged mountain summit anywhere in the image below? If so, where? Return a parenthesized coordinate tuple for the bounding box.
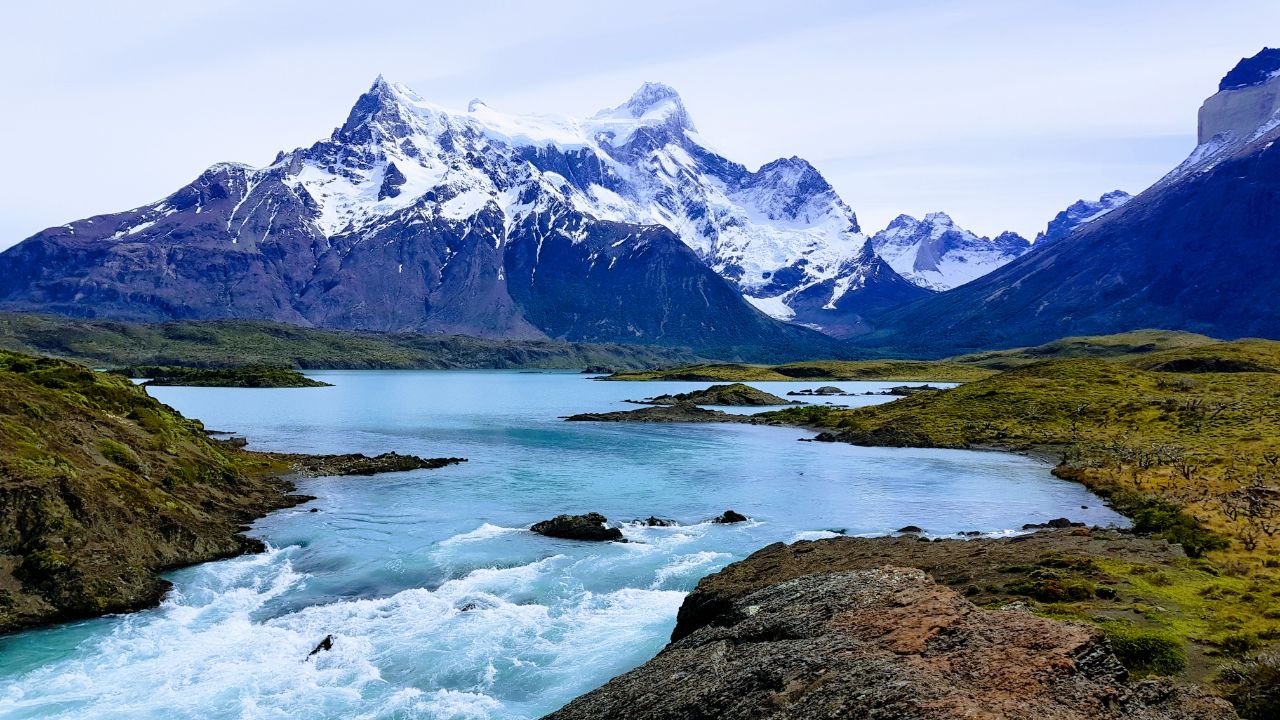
(0, 78, 864, 360)
(1033, 190, 1131, 245)
(859, 48, 1280, 355)
(868, 213, 1029, 291)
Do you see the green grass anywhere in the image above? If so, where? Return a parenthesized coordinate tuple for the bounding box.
(0, 313, 702, 370)
(946, 330, 1220, 370)
(1102, 622, 1188, 676)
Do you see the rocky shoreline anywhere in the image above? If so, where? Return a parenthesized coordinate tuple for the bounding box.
(546, 532, 1239, 719)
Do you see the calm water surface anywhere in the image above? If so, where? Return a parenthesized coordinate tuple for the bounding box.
(0, 371, 1125, 719)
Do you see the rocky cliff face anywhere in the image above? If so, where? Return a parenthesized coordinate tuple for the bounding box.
(1200, 48, 1280, 144)
(545, 564, 1235, 719)
(0, 79, 853, 360)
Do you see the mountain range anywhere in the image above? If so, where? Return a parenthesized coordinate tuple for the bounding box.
(1, 49, 1276, 357)
(858, 48, 1280, 355)
(0, 77, 1039, 353)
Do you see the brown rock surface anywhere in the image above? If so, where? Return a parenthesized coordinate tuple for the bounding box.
(672, 530, 1183, 642)
(544, 567, 1236, 720)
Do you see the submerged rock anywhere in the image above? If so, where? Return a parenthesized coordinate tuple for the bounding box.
(531, 512, 624, 542)
(713, 510, 748, 524)
(305, 634, 334, 661)
(1023, 518, 1086, 530)
(897, 525, 923, 533)
(786, 385, 848, 396)
(545, 566, 1235, 719)
(868, 384, 942, 396)
(633, 516, 679, 527)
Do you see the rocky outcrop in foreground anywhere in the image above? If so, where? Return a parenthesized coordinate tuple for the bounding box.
(545, 566, 1235, 719)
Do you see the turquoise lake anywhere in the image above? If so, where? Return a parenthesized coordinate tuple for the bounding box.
(0, 371, 1126, 719)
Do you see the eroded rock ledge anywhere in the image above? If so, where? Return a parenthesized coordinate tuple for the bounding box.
(545, 566, 1235, 720)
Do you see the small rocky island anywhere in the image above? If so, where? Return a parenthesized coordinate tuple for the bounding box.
(628, 383, 798, 406)
(565, 402, 753, 423)
(117, 365, 332, 388)
(786, 385, 850, 397)
(270, 452, 466, 477)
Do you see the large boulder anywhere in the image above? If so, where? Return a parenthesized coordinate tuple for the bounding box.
(543, 567, 1236, 719)
(530, 512, 623, 542)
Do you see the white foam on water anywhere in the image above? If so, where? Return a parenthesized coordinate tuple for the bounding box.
(437, 524, 523, 547)
(0, 546, 689, 720)
(789, 530, 845, 543)
(650, 551, 732, 589)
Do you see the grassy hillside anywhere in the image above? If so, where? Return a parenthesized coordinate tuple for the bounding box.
(0, 350, 310, 632)
(757, 340, 1280, 694)
(0, 313, 702, 370)
(947, 330, 1220, 370)
(599, 359, 994, 383)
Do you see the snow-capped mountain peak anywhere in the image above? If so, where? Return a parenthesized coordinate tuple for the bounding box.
(869, 213, 1029, 291)
(606, 81, 694, 131)
(67, 76, 922, 335)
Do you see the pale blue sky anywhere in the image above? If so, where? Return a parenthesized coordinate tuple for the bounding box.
(1, 0, 1277, 248)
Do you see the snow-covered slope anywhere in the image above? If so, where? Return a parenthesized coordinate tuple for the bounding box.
(868, 213, 1029, 291)
(280, 78, 871, 318)
(1033, 190, 1132, 245)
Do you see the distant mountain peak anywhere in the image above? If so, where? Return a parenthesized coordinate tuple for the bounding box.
(1034, 190, 1131, 245)
(597, 81, 695, 134)
(1218, 47, 1280, 91)
(870, 212, 1029, 291)
(624, 81, 682, 113)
